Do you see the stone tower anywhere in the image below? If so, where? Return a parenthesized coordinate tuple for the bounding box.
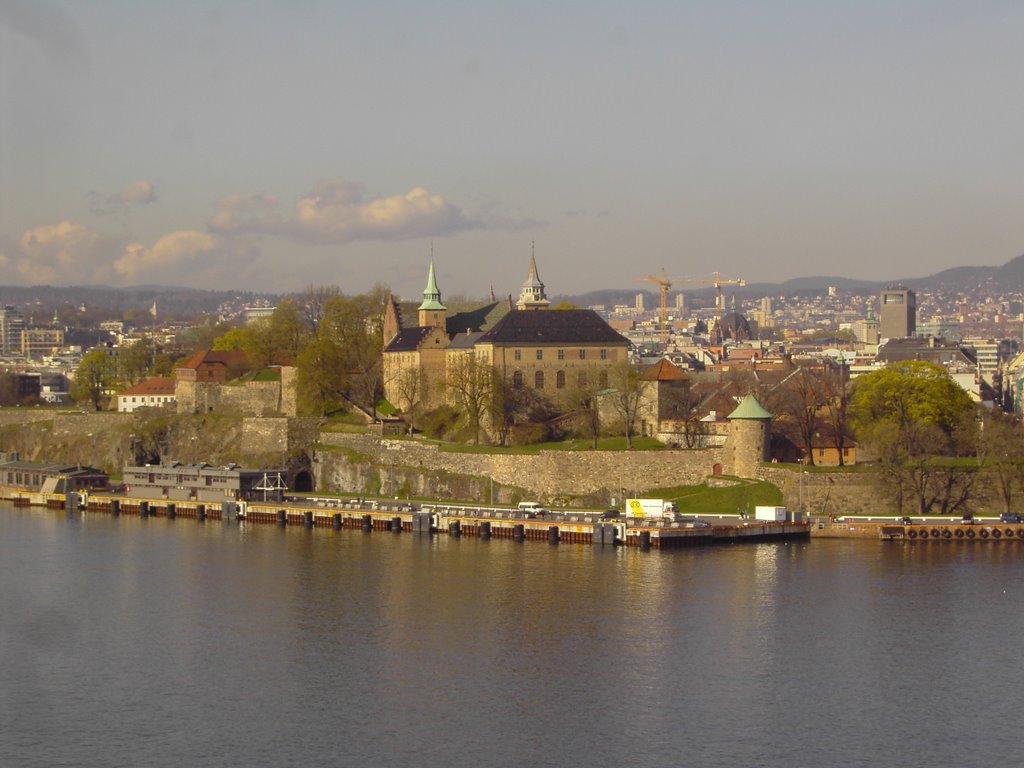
(725, 394, 772, 478)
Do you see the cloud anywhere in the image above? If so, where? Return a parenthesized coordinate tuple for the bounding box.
(207, 192, 279, 230)
(11, 221, 115, 283)
(113, 230, 220, 281)
(109, 180, 157, 205)
(1, 221, 257, 287)
(213, 192, 279, 213)
(208, 178, 472, 244)
(89, 180, 158, 215)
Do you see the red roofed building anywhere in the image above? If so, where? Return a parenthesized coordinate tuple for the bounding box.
(175, 350, 249, 383)
(638, 358, 691, 437)
(117, 377, 176, 413)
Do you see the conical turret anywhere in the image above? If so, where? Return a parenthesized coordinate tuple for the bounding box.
(516, 243, 549, 310)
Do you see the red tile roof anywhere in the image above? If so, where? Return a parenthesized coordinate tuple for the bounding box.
(120, 377, 175, 396)
(640, 358, 690, 382)
(177, 349, 248, 370)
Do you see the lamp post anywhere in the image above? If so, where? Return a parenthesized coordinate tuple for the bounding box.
(798, 458, 804, 520)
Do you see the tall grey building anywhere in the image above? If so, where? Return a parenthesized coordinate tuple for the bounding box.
(0, 306, 25, 356)
(879, 287, 916, 339)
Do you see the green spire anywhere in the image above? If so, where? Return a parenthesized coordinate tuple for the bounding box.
(727, 394, 772, 420)
(418, 259, 446, 311)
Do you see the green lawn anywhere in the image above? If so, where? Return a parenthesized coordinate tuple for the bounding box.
(641, 479, 784, 516)
(434, 436, 669, 454)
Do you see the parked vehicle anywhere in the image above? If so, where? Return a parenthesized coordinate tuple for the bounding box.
(626, 498, 680, 520)
(517, 501, 545, 518)
(999, 512, 1023, 523)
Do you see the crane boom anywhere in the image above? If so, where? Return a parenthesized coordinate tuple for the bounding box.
(640, 270, 746, 345)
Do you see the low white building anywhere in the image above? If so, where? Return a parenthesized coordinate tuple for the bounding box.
(117, 376, 176, 413)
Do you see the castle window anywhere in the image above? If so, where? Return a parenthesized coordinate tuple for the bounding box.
(514, 350, 521, 361)
(557, 349, 564, 360)
(513, 371, 523, 388)
(536, 349, 543, 360)
(535, 371, 544, 389)
(600, 349, 607, 360)
(579, 349, 586, 360)
(556, 371, 565, 389)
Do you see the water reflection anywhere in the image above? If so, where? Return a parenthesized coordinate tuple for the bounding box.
(4, 507, 1024, 768)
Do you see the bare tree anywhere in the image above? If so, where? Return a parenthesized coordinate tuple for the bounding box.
(391, 367, 428, 433)
(821, 361, 851, 466)
(769, 365, 828, 466)
(562, 375, 603, 448)
(299, 284, 342, 335)
(445, 353, 493, 444)
(660, 380, 710, 448)
(607, 362, 648, 449)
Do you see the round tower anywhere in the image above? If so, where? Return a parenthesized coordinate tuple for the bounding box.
(725, 394, 772, 478)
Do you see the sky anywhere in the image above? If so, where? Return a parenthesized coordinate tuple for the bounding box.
(2, 0, 1024, 302)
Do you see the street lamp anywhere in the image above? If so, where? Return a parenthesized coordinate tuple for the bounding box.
(798, 458, 804, 520)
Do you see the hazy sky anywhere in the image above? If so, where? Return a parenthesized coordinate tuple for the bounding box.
(2, 0, 1023, 301)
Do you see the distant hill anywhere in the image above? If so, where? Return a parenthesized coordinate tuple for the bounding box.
(993, 254, 1024, 285)
(558, 253, 1024, 305)
(0, 284, 278, 321)
(5, 251, 1024, 320)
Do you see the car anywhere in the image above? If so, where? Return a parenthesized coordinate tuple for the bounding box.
(900, 516, 913, 525)
(599, 509, 621, 519)
(961, 512, 975, 524)
(999, 512, 1023, 524)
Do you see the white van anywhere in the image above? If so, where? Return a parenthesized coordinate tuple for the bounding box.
(517, 501, 544, 518)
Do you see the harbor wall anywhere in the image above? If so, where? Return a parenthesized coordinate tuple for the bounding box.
(315, 433, 727, 507)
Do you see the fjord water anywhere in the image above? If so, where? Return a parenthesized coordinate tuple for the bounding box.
(3, 505, 1022, 768)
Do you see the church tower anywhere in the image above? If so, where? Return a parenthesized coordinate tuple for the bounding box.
(417, 260, 447, 329)
(516, 245, 550, 310)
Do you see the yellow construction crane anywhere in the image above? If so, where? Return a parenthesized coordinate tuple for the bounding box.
(640, 270, 747, 343)
(674, 272, 747, 332)
(641, 270, 679, 343)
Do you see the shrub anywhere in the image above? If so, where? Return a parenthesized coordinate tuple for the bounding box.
(421, 405, 461, 440)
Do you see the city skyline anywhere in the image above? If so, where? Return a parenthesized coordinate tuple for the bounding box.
(3, 1, 1024, 299)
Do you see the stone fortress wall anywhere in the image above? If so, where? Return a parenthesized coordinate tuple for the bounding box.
(316, 432, 728, 506)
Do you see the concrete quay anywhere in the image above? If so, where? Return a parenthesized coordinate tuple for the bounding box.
(13, 490, 810, 549)
(812, 516, 1024, 542)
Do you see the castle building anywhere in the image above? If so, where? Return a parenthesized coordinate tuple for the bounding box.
(382, 254, 631, 422)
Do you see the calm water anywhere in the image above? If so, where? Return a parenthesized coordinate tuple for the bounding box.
(2, 504, 1023, 768)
